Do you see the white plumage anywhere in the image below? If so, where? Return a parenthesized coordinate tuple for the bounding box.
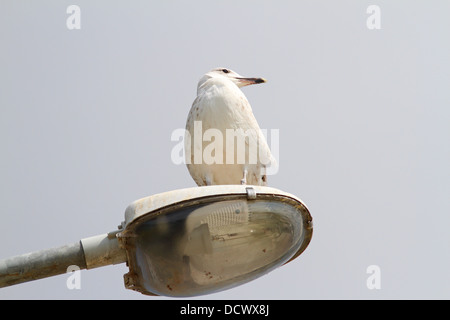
(185, 68, 275, 186)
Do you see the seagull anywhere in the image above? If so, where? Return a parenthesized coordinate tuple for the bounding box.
(185, 67, 275, 186)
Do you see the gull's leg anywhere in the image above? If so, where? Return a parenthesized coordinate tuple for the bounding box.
(260, 165, 267, 186)
(240, 167, 248, 185)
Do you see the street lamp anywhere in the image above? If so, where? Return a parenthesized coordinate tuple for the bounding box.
(0, 185, 313, 297)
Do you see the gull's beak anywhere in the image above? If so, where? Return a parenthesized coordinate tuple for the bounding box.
(234, 77, 267, 88)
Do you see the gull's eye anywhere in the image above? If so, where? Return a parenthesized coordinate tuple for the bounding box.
(222, 69, 230, 74)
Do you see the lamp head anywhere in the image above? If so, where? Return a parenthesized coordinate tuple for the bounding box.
(118, 185, 312, 297)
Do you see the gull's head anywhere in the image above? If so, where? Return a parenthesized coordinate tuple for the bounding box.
(197, 67, 267, 93)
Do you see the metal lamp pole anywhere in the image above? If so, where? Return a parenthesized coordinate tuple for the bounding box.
(0, 231, 127, 288)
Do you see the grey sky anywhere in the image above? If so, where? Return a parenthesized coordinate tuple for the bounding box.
(1, 1, 449, 299)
